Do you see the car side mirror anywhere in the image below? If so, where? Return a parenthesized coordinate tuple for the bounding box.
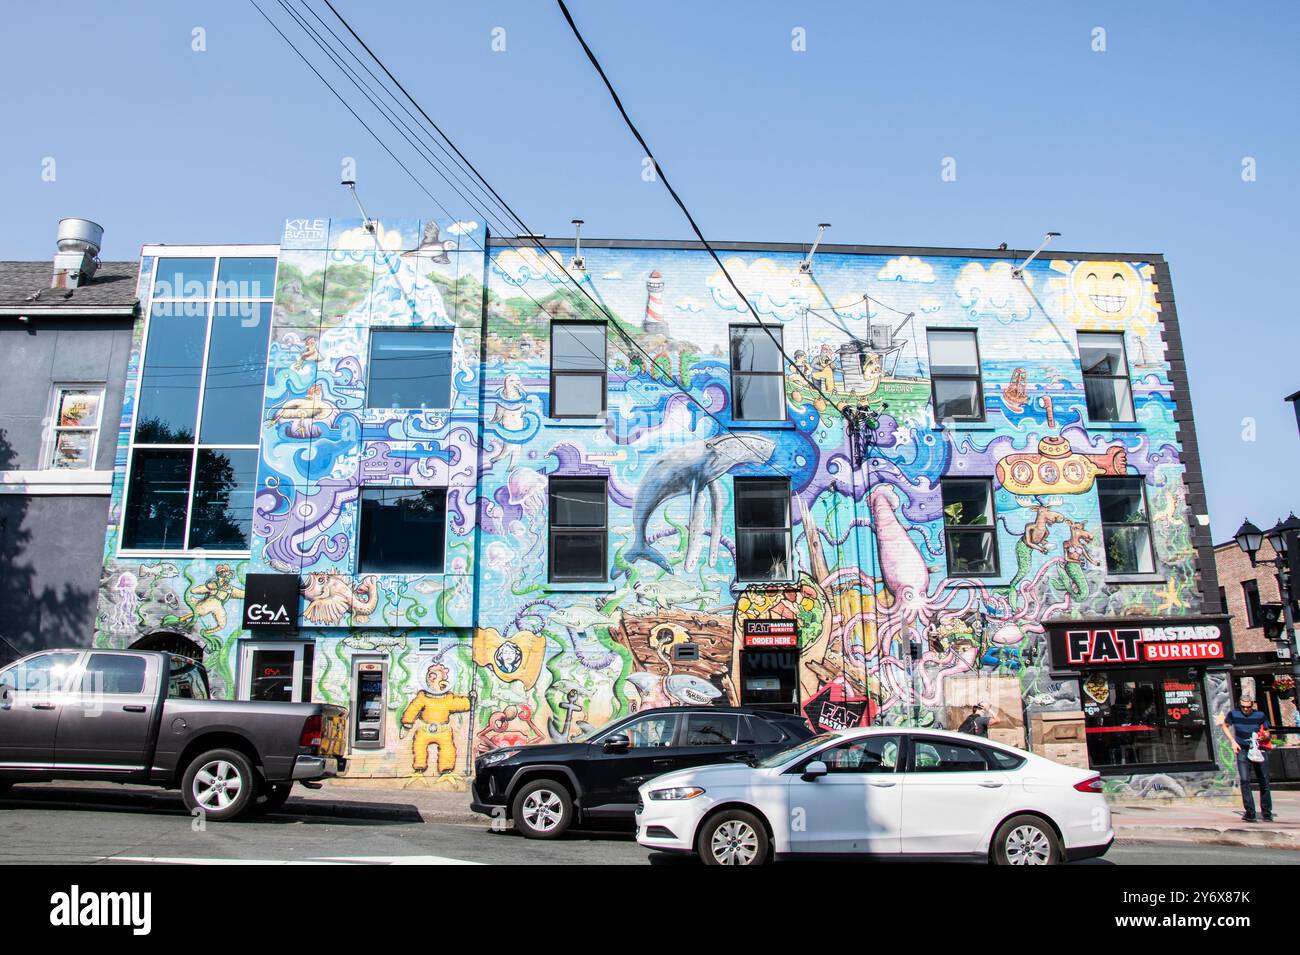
(802, 760, 828, 781)
(602, 733, 630, 753)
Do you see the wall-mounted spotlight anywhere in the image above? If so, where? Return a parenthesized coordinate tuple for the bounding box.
(799, 223, 831, 274)
(341, 178, 376, 233)
(1011, 232, 1060, 279)
(570, 219, 586, 271)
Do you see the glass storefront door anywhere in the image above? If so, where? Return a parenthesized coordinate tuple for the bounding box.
(238, 641, 313, 702)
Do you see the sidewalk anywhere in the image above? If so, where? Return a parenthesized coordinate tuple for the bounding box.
(1111, 791, 1300, 850)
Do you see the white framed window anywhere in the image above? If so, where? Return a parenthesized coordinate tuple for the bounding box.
(238, 640, 313, 703)
(45, 384, 105, 470)
(119, 252, 277, 555)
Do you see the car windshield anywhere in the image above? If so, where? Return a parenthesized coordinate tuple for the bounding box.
(754, 732, 838, 768)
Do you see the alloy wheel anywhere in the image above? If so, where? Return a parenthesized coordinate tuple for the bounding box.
(193, 760, 244, 812)
(522, 789, 564, 832)
(710, 820, 760, 865)
(1004, 825, 1052, 864)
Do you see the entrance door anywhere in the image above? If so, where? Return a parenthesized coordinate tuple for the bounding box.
(238, 642, 309, 702)
(740, 649, 799, 714)
(786, 734, 903, 854)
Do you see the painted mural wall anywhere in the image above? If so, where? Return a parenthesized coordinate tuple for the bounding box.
(94, 218, 1233, 798)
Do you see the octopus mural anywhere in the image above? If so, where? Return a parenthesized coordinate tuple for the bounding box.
(90, 218, 1231, 799)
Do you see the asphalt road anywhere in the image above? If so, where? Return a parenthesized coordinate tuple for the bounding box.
(2, 789, 1297, 866)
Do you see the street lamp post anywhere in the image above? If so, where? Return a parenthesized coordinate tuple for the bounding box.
(1234, 514, 1300, 696)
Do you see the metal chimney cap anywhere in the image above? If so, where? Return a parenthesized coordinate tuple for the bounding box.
(56, 217, 104, 257)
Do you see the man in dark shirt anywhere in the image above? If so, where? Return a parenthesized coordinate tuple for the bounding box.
(1218, 696, 1272, 822)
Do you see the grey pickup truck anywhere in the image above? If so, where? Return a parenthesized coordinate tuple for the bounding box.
(0, 648, 347, 821)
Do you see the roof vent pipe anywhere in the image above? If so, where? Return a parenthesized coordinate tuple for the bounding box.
(52, 217, 103, 289)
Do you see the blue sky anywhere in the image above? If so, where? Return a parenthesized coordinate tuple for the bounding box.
(3, 1, 1297, 541)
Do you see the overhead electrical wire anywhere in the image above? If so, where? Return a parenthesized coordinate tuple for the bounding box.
(251, 0, 803, 478)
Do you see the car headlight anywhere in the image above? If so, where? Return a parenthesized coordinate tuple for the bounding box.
(477, 749, 520, 768)
(648, 786, 706, 801)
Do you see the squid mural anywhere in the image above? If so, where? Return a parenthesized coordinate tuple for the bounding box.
(91, 218, 1231, 798)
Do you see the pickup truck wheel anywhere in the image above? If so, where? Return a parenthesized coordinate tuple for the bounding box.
(182, 749, 256, 821)
(511, 779, 573, 839)
(248, 782, 294, 816)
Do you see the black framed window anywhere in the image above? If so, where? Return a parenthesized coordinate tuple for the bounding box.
(927, 329, 984, 422)
(1082, 669, 1212, 771)
(1243, 579, 1263, 628)
(730, 326, 786, 421)
(735, 477, 792, 581)
(1079, 332, 1135, 422)
(551, 322, 606, 418)
(123, 255, 273, 552)
(367, 329, 454, 410)
(358, 487, 448, 575)
(941, 478, 998, 576)
(1098, 476, 1156, 575)
(548, 476, 607, 582)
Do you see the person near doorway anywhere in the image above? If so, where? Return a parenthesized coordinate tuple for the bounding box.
(1218, 696, 1273, 822)
(958, 701, 992, 738)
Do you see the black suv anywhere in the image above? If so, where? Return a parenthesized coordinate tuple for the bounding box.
(470, 706, 813, 838)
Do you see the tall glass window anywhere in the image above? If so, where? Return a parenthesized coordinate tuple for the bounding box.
(1098, 476, 1156, 575)
(735, 477, 792, 581)
(730, 326, 786, 422)
(928, 329, 984, 422)
(121, 255, 274, 552)
(1079, 332, 1135, 422)
(357, 487, 448, 574)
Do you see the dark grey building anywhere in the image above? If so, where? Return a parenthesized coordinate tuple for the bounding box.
(0, 223, 137, 662)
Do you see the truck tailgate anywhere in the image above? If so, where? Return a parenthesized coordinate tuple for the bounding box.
(320, 705, 348, 758)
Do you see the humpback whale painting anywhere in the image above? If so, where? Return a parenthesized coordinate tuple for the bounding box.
(615, 434, 776, 577)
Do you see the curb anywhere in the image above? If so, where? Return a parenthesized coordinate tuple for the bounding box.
(1116, 825, 1300, 850)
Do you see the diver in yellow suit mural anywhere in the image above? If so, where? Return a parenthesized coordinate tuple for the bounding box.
(399, 664, 471, 774)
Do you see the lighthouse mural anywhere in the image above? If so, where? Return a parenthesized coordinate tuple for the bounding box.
(643, 270, 668, 336)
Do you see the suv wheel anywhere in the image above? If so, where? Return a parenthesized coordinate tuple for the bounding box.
(511, 779, 573, 839)
(992, 814, 1061, 865)
(181, 748, 256, 822)
(698, 809, 769, 865)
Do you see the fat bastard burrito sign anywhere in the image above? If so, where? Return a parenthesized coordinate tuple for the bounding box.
(1046, 616, 1233, 670)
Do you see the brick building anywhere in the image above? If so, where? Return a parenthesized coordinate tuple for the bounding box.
(92, 217, 1234, 800)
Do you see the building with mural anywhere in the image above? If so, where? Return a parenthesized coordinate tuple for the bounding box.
(93, 217, 1234, 801)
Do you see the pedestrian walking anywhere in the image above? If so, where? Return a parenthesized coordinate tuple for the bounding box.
(1218, 696, 1273, 822)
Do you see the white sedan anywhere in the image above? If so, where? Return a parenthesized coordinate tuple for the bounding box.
(635, 727, 1112, 865)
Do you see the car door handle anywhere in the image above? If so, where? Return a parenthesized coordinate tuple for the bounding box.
(869, 781, 897, 788)
(31, 702, 56, 711)
(652, 759, 674, 767)
(122, 705, 147, 713)
(979, 781, 1004, 788)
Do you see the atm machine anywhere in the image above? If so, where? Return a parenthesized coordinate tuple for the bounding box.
(350, 656, 388, 750)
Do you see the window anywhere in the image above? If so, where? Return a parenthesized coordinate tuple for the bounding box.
(987, 748, 1026, 770)
(46, 385, 104, 470)
(357, 487, 447, 574)
(1218, 586, 1227, 615)
(551, 322, 606, 417)
(616, 714, 679, 749)
(1082, 670, 1211, 770)
(0, 651, 79, 693)
(928, 329, 983, 422)
(122, 255, 274, 552)
(910, 738, 989, 772)
(1079, 332, 1135, 422)
(942, 478, 999, 576)
(685, 713, 741, 746)
(548, 476, 607, 582)
(1243, 579, 1263, 628)
(730, 326, 786, 421)
(810, 735, 901, 773)
(735, 477, 792, 581)
(80, 653, 147, 695)
(743, 716, 785, 745)
(1098, 477, 1156, 575)
(367, 329, 454, 410)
